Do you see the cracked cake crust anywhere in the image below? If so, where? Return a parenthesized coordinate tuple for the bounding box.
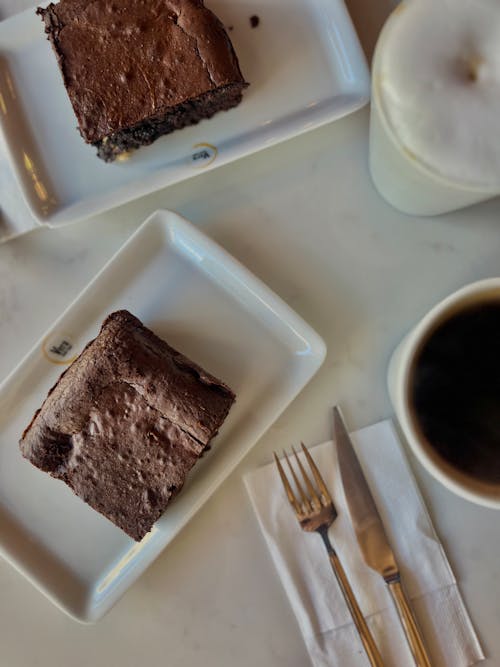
(19, 310, 235, 541)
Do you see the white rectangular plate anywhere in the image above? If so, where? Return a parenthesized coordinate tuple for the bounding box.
(0, 0, 369, 230)
(0, 210, 326, 621)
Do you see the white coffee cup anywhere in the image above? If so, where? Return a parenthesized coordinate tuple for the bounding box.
(388, 278, 500, 508)
(370, 0, 500, 216)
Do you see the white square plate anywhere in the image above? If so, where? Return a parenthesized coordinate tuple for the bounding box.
(0, 0, 369, 229)
(0, 210, 326, 621)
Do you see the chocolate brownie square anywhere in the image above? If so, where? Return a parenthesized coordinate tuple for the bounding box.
(20, 310, 235, 541)
(37, 0, 248, 161)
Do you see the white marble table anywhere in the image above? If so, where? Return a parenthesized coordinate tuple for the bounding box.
(1, 2, 499, 666)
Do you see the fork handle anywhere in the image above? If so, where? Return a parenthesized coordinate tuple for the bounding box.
(387, 578, 432, 667)
(324, 543, 385, 667)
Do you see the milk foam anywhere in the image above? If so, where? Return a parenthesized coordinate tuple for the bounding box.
(378, 0, 500, 187)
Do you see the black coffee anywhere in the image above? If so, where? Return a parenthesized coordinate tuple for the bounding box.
(411, 301, 500, 484)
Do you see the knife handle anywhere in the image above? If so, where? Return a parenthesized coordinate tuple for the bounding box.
(388, 578, 432, 667)
(326, 548, 385, 667)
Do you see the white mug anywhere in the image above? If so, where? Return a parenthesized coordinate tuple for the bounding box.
(388, 278, 500, 509)
(369, 1, 500, 216)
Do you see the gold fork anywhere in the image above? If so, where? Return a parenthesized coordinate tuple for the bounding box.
(274, 444, 385, 667)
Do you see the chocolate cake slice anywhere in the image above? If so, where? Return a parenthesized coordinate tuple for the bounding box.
(37, 0, 248, 162)
(20, 311, 235, 541)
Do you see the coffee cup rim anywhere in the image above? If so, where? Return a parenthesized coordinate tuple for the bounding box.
(396, 278, 500, 509)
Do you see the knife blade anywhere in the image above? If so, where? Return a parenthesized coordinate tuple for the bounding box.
(333, 406, 432, 667)
(333, 405, 398, 582)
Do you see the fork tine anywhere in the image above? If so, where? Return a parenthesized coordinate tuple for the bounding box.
(283, 449, 312, 512)
(301, 442, 332, 504)
(273, 453, 301, 515)
(292, 445, 321, 510)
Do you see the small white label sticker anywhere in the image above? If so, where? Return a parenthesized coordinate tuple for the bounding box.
(191, 143, 218, 168)
(42, 333, 77, 365)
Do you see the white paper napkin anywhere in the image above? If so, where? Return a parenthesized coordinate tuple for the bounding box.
(245, 420, 485, 667)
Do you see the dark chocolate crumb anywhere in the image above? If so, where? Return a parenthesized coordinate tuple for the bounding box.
(227, 25, 234, 31)
(250, 15, 260, 28)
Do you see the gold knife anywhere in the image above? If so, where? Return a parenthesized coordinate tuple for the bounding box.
(333, 406, 432, 667)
